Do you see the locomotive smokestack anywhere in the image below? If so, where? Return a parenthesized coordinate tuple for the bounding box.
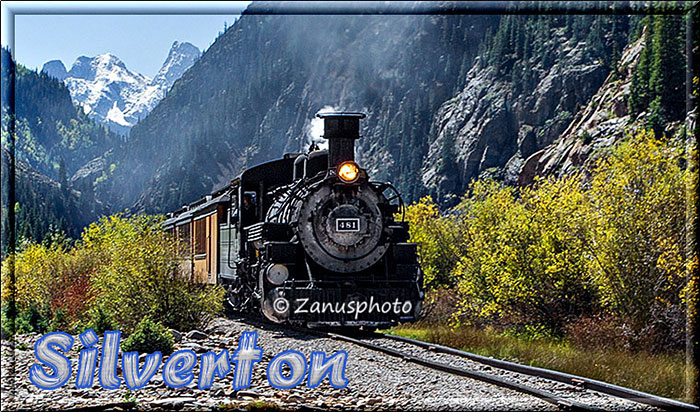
(316, 112, 366, 169)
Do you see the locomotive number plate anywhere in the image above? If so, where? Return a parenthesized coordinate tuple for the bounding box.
(336, 218, 360, 232)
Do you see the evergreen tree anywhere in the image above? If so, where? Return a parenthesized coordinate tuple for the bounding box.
(649, 15, 685, 122)
(58, 157, 68, 192)
(629, 14, 686, 123)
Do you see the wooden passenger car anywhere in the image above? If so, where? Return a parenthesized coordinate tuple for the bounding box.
(162, 153, 309, 285)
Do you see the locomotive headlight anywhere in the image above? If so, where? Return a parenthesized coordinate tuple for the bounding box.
(338, 161, 360, 183)
(266, 264, 289, 285)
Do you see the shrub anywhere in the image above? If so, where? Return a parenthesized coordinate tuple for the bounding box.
(121, 317, 174, 356)
(1, 242, 66, 316)
(245, 401, 281, 412)
(1, 238, 94, 333)
(87, 306, 118, 335)
(452, 177, 594, 334)
(587, 130, 688, 340)
(83, 215, 224, 333)
(403, 197, 466, 290)
(49, 308, 70, 332)
(1, 214, 224, 337)
(15, 305, 49, 334)
(405, 129, 691, 349)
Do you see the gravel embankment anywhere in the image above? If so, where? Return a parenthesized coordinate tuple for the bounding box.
(367, 336, 659, 411)
(0, 317, 640, 411)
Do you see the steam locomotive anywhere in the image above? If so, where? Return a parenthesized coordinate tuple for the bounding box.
(163, 112, 423, 328)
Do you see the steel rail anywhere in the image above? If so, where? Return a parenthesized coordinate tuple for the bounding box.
(377, 332, 698, 412)
(238, 316, 594, 410)
(320, 329, 600, 411)
(235, 316, 695, 411)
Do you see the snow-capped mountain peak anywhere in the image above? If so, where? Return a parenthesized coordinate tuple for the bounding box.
(41, 42, 200, 136)
(152, 41, 201, 89)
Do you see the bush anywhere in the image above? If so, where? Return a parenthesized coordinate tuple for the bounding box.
(404, 129, 691, 349)
(49, 308, 70, 332)
(87, 306, 118, 335)
(587, 130, 687, 335)
(18, 305, 50, 334)
(1, 237, 94, 334)
(1, 214, 224, 337)
(83, 215, 224, 333)
(121, 317, 174, 356)
(403, 197, 466, 290)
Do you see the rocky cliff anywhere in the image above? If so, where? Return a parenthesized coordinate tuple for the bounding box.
(421, 16, 624, 206)
(518, 31, 646, 184)
(107, 13, 498, 213)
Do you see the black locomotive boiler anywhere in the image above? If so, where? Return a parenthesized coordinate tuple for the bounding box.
(163, 112, 423, 328)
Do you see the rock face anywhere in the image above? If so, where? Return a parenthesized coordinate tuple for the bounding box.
(41, 60, 68, 80)
(109, 13, 498, 213)
(21, 13, 638, 228)
(422, 26, 609, 206)
(152, 41, 201, 90)
(42, 42, 201, 135)
(519, 33, 645, 184)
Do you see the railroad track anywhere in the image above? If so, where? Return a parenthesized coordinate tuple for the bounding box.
(238, 316, 697, 411)
(371, 332, 696, 412)
(323, 329, 697, 412)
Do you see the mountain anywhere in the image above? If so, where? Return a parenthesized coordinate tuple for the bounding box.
(421, 14, 630, 205)
(6, 6, 691, 248)
(2, 50, 116, 180)
(1, 48, 110, 252)
(151, 41, 202, 90)
(105, 10, 634, 214)
(519, 32, 646, 184)
(521, 13, 691, 185)
(42, 41, 201, 135)
(107, 13, 499, 213)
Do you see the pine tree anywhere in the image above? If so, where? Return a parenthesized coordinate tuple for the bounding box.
(58, 157, 68, 192)
(609, 42, 620, 81)
(649, 15, 685, 122)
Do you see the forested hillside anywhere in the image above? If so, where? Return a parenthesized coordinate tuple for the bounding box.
(423, 13, 631, 206)
(1, 49, 116, 180)
(528, 13, 691, 181)
(1, 4, 694, 244)
(104, 7, 684, 214)
(1, 49, 114, 253)
(104, 13, 499, 213)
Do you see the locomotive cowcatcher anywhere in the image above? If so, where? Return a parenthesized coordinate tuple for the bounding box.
(163, 112, 423, 328)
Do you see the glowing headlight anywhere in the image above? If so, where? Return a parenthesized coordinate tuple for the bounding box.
(338, 161, 360, 183)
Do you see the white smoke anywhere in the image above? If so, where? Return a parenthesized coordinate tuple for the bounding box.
(304, 105, 340, 151)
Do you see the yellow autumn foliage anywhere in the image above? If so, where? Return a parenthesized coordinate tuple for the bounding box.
(404, 129, 692, 346)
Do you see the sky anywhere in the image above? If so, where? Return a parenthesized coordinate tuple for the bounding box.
(2, 2, 251, 78)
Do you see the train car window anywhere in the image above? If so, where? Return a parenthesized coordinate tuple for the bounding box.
(178, 223, 192, 252)
(194, 218, 207, 255)
(219, 221, 237, 279)
(241, 191, 258, 226)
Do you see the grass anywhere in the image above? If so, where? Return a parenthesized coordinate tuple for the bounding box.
(386, 324, 687, 402)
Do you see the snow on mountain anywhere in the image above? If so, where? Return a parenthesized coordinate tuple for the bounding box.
(41, 42, 201, 136)
(152, 41, 201, 90)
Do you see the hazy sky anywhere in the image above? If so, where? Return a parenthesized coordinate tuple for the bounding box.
(3, 2, 251, 78)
